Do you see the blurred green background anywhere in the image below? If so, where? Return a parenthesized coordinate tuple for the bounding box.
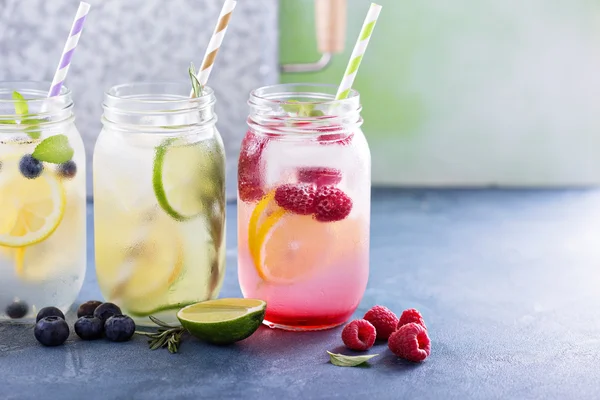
(280, 0, 600, 187)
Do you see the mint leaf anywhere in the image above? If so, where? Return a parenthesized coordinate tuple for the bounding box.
(327, 351, 378, 367)
(281, 99, 301, 114)
(20, 119, 41, 139)
(189, 62, 203, 98)
(12, 91, 28, 116)
(12, 91, 41, 139)
(282, 100, 322, 117)
(32, 134, 73, 164)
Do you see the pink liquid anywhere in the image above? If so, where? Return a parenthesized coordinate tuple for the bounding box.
(238, 201, 369, 330)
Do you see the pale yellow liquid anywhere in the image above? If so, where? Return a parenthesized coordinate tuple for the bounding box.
(93, 128, 225, 325)
(0, 128, 86, 321)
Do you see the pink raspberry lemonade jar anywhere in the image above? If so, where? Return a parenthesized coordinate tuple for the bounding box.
(238, 83, 371, 330)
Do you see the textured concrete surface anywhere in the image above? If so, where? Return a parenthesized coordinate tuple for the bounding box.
(0, 0, 279, 199)
(2, 189, 600, 399)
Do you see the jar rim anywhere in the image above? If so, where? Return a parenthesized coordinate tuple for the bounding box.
(104, 81, 214, 110)
(0, 81, 71, 105)
(249, 83, 359, 108)
(102, 82, 217, 133)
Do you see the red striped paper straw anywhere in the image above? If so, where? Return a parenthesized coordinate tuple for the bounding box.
(48, 2, 91, 97)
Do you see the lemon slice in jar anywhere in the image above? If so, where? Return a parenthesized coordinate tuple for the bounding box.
(248, 193, 333, 284)
(0, 158, 66, 248)
(95, 209, 184, 309)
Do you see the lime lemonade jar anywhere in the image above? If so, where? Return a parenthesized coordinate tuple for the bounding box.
(94, 82, 226, 326)
(238, 83, 370, 330)
(0, 82, 87, 321)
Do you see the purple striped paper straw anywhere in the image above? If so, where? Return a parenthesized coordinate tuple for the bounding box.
(48, 2, 91, 97)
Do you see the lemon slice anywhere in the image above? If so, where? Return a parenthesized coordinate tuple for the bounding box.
(153, 139, 223, 221)
(177, 298, 266, 344)
(95, 209, 184, 309)
(0, 162, 66, 248)
(248, 193, 337, 284)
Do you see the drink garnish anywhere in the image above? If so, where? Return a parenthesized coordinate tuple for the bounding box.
(326, 351, 379, 367)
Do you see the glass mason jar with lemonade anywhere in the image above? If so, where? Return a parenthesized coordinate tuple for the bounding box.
(94, 82, 226, 326)
(0, 82, 87, 321)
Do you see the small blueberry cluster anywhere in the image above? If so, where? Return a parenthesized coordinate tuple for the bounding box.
(33, 301, 135, 347)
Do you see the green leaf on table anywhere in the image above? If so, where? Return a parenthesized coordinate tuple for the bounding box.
(189, 62, 203, 98)
(32, 134, 73, 164)
(12, 91, 41, 139)
(327, 351, 378, 367)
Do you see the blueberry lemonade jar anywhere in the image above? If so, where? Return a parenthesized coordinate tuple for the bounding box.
(238, 83, 370, 330)
(0, 82, 86, 321)
(94, 82, 226, 325)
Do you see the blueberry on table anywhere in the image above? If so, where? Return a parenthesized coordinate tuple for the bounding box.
(104, 315, 136, 342)
(6, 300, 28, 319)
(77, 300, 103, 318)
(74, 316, 104, 340)
(57, 160, 77, 179)
(93, 302, 122, 323)
(34, 316, 70, 347)
(19, 154, 43, 179)
(36, 306, 65, 323)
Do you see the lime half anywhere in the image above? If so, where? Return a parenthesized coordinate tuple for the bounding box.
(177, 298, 266, 344)
(153, 139, 210, 221)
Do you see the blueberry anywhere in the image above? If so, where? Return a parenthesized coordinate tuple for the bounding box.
(104, 315, 136, 342)
(19, 154, 43, 179)
(34, 316, 70, 346)
(74, 316, 104, 340)
(36, 306, 65, 323)
(77, 300, 103, 318)
(6, 300, 28, 319)
(93, 302, 122, 324)
(57, 160, 77, 179)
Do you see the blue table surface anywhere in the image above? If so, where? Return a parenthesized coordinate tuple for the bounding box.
(2, 188, 600, 400)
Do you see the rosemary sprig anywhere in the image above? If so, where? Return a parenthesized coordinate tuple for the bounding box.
(135, 316, 186, 354)
(189, 62, 203, 98)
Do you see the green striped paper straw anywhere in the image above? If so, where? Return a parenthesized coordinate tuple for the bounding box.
(335, 3, 382, 100)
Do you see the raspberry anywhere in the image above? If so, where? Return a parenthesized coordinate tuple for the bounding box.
(363, 305, 399, 341)
(297, 167, 342, 186)
(398, 308, 427, 330)
(388, 323, 431, 362)
(274, 183, 317, 215)
(238, 131, 268, 202)
(341, 319, 376, 351)
(314, 186, 353, 222)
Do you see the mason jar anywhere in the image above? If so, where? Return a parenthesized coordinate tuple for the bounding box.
(0, 81, 86, 321)
(94, 82, 226, 326)
(238, 83, 371, 330)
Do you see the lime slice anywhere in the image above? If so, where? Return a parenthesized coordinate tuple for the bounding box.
(152, 139, 222, 221)
(177, 298, 266, 344)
